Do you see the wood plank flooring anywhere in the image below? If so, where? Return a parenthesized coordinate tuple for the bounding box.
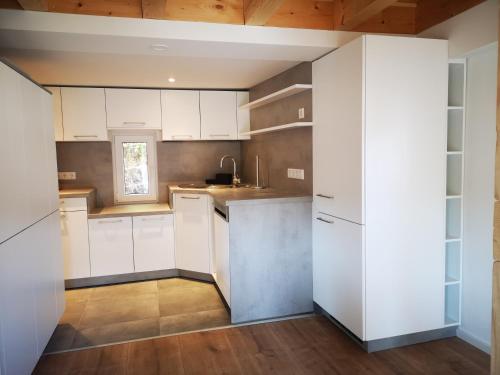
(34, 315, 490, 374)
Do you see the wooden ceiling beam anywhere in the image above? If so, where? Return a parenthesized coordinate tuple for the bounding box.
(333, 0, 399, 31)
(141, 0, 167, 19)
(17, 0, 47, 11)
(244, 0, 286, 26)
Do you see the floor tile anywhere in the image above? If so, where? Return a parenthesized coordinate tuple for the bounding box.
(44, 324, 79, 353)
(158, 277, 212, 291)
(159, 308, 230, 335)
(159, 285, 225, 317)
(72, 318, 160, 349)
(89, 281, 158, 301)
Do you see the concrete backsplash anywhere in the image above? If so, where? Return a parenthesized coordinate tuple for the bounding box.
(240, 62, 313, 194)
(56, 141, 240, 206)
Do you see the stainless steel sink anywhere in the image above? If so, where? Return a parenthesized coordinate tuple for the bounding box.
(177, 183, 266, 190)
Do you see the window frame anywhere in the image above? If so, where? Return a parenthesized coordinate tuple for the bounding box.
(112, 133, 158, 204)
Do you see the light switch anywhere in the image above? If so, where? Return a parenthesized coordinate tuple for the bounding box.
(58, 172, 76, 180)
(287, 168, 304, 180)
(298, 107, 305, 119)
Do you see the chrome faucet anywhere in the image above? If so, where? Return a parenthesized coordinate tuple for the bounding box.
(220, 155, 240, 186)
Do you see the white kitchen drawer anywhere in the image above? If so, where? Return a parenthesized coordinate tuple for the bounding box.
(132, 214, 175, 272)
(88, 216, 134, 277)
(59, 197, 87, 212)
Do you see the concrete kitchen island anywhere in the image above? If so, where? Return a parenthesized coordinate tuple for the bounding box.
(170, 185, 313, 324)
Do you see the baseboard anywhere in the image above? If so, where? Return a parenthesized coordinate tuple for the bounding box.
(315, 302, 457, 352)
(457, 327, 491, 354)
(65, 269, 214, 289)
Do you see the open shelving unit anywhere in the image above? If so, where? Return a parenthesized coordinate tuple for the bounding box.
(239, 121, 313, 136)
(238, 84, 312, 110)
(444, 59, 466, 327)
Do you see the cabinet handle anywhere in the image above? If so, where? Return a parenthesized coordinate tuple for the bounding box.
(316, 217, 334, 224)
(172, 135, 193, 139)
(141, 217, 165, 221)
(210, 134, 230, 137)
(180, 196, 200, 200)
(123, 121, 146, 126)
(74, 135, 98, 138)
(316, 194, 334, 199)
(98, 219, 123, 224)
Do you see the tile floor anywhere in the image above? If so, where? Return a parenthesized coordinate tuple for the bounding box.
(44, 278, 230, 353)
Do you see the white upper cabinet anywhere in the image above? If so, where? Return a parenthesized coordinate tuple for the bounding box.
(200, 91, 237, 140)
(46, 87, 63, 141)
(105, 88, 161, 129)
(236, 91, 250, 140)
(61, 87, 108, 141)
(161, 90, 201, 140)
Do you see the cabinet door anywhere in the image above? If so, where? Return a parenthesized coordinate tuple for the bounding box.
(214, 211, 230, 306)
(46, 87, 63, 141)
(200, 91, 237, 140)
(105, 89, 161, 129)
(133, 214, 175, 272)
(88, 216, 134, 277)
(161, 90, 200, 140)
(174, 194, 211, 273)
(312, 37, 364, 224)
(237, 91, 251, 140)
(61, 210, 91, 279)
(61, 87, 108, 141)
(313, 212, 364, 339)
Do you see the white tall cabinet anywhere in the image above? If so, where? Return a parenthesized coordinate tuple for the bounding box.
(312, 35, 448, 342)
(0, 61, 64, 375)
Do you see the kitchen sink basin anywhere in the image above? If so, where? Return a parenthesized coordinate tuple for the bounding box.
(177, 183, 265, 190)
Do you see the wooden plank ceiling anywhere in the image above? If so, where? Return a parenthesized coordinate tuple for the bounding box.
(0, 0, 487, 34)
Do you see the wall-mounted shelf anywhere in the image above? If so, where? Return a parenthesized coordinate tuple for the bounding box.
(448, 106, 464, 110)
(239, 121, 313, 136)
(239, 84, 312, 110)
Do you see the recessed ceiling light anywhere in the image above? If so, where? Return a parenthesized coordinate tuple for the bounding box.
(150, 43, 168, 51)
(168, 77, 176, 83)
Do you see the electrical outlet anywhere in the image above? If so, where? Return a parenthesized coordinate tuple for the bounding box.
(287, 168, 304, 180)
(58, 172, 76, 180)
(298, 107, 305, 119)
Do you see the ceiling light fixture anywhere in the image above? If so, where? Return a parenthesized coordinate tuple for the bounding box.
(168, 77, 176, 83)
(150, 43, 168, 51)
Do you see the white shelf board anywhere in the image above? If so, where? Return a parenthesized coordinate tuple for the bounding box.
(444, 316, 460, 327)
(239, 84, 312, 110)
(445, 275, 461, 285)
(447, 151, 463, 156)
(445, 236, 462, 243)
(239, 122, 313, 136)
(446, 195, 462, 199)
(448, 106, 464, 110)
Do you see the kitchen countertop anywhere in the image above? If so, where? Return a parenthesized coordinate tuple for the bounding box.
(59, 188, 96, 199)
(88, 203, 173, 219)
(168, 184, 312, 207)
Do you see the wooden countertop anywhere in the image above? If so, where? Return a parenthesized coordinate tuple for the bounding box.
(88, 203, 173, 219)
(59, 188, 96, 199)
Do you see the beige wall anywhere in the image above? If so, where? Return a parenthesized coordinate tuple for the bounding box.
(241, 62, 312, 194)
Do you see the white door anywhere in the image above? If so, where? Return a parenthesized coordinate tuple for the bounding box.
(174, 194, 211, 273)
(46, 87, 63, 141)
(61, 87, 108, 141)
(133, 214, 175, 272)
(161, 90, 200, 140)
(312, 37, 364, 224)
(88, 216, 134, 277)
(200, 91, 237, 140)
(214, 211, 230, 306)
(236, 91, 251, 140)
(313, 212, 364, 339)
(105, 88, 161, 129)
(60, 210, 91, 279)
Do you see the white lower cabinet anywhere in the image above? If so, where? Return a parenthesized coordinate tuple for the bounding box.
(214, 211, 230, 306)
(88, 216, 134, 277)
(174, 194, 211, 274)
(133, 215, 175, 272)
(313, 212, 364, 339)
(60, 210, 91, 279)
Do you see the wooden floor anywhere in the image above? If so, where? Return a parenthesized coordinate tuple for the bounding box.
(34, 315, 489, 374)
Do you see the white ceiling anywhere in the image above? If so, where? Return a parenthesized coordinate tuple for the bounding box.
(0, 10, 361, 89)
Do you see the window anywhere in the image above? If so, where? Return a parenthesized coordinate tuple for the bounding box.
(113, 134, 158, 203)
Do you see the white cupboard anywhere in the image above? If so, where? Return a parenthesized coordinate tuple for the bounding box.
(213, 211, 230, 306)
(88, 216, 134, 277)
(60, 87, 108, 141)
(173, 193, 211, 274)
(105, 88, 161, 129)
(133, 215, 175, 272)
(236, 91, 251, 140)
(200, 91, 237, 140)
(60, 208, 91, 279)
(161, 90, 201, 140)
(312, 35, 448, 342)
(46, 87, 63, 141)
